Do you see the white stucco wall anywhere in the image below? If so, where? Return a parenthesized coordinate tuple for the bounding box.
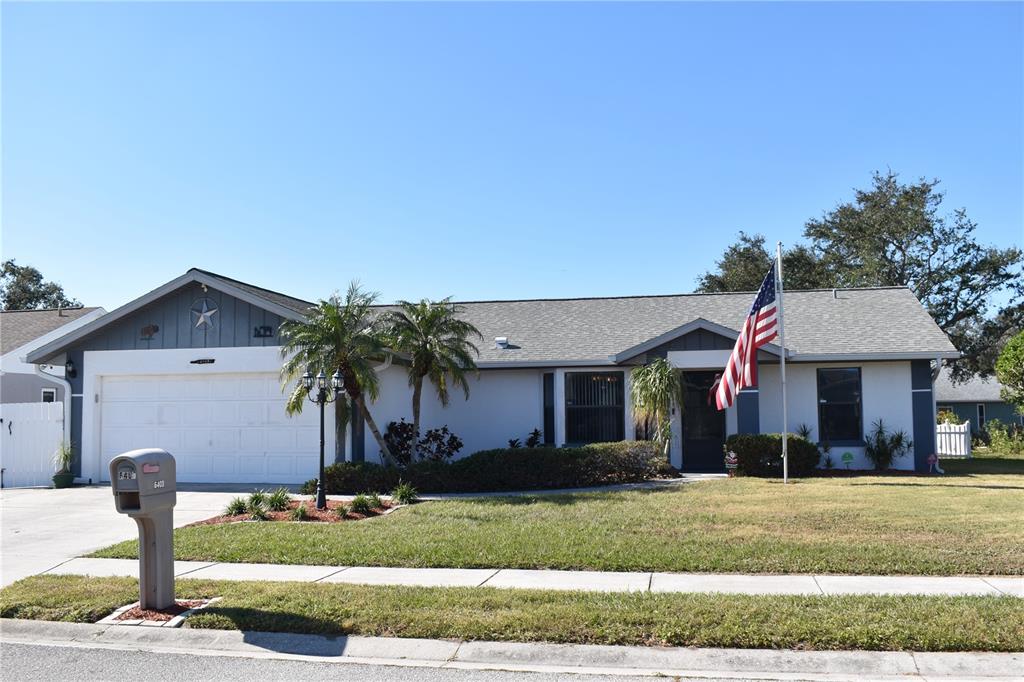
(360, 366, 546, 464)
(758, 361, 916, 471)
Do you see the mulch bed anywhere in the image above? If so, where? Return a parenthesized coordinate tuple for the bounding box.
(189, 499, 394, 527)
(115, 599, 208, 622)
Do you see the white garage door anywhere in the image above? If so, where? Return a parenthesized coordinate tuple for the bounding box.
(99, 373, 319, 484)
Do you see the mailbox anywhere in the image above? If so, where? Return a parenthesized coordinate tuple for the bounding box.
(109, 448, 177, 610)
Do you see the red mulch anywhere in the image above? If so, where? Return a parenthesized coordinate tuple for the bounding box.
(116, 599, 208, 622)
(188, 499, 392, 527)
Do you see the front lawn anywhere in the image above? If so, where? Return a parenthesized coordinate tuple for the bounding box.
(2, 574, 1022, 652)
(93, 465, 1024, 575)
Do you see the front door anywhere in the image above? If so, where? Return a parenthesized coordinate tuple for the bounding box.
(681, 371, 726, 472)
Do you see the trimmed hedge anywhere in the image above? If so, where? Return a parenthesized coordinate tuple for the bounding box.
(725, 433, 820, 477)
(303, 441, 676, 494)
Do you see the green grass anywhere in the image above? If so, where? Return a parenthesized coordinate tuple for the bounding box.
(2, 574, 1022, 652)
(93, 465, 1024, 575)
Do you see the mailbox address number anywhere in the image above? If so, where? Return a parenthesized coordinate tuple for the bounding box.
(118, 470, 137, 480)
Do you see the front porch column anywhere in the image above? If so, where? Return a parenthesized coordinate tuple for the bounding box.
(554, 369, 567, 446)
(736, 388, 760, 434)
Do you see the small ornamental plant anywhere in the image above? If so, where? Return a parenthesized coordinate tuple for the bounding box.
(224, 497, 248, 516)
(266, 487, 290, 511)
(391, 481, 419, 505)
(724, 450, 739, 477)
(290, 502, 310, 521)
(349, 493, 374, 515)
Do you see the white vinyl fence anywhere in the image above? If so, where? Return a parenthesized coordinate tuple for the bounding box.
(0, 402, 64, 488)
(936, 421, 972, 458)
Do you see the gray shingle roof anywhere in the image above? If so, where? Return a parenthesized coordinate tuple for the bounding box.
(934, 368, 1005, 403)
(443, 287, 958, 365)
(194, 269, 313, 315)
(0, 307, 101, 355)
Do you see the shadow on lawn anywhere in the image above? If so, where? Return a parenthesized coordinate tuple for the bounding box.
(848, 481, 1024, 491)
(464, 485, 686, 507)
(194, 606, 347, 652)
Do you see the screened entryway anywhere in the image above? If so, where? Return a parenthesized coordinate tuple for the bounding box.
(565, 371, 624, 444)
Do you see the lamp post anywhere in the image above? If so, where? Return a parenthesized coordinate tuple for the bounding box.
(303, 368, 344, 510)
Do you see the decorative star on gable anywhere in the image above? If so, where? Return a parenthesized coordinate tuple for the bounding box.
(191, 298, 219, 329)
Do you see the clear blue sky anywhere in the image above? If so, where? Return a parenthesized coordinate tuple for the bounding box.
(3, 1, 1021, 310)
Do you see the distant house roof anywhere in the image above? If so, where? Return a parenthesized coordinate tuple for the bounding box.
(27, 269, 960, 367)
(934, 368, 1005, 403)
(0, 307, 102, 355)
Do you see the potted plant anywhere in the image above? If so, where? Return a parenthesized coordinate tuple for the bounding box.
(52, 441, 75, 488)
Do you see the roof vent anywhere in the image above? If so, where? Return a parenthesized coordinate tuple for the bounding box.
(495, 336, 510, 349)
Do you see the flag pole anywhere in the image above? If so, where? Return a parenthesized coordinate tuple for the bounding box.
(777, 241, 788, 485)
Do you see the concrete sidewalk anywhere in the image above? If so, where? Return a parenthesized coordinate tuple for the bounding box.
(42, 557, 1024, 597)
(2, 619, 1020, 681)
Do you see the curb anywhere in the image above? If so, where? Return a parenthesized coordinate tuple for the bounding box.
(2, 618, 1021, 680)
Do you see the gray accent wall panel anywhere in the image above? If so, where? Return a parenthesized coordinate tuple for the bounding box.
(74, 282, 284, 353)
(646, 328, 735, 358)
(910, 359, 935, 473)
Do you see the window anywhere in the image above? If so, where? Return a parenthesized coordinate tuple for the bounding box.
(977, 404, 986, 430)
(565, 372, 624, 444)
(542, 373, 555, 445)
(817, 368, 862, 442)
(41, 388, 57, 403)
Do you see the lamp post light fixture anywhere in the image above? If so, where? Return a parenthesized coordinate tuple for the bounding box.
(303, 367, 344, 510)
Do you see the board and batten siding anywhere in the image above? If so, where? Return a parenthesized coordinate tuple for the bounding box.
(74, 282, 285, 352)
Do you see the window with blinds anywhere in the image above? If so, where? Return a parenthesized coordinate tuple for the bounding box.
(565, 371, 624, 444)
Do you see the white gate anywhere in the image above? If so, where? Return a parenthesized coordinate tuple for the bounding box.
(0, 402, 65, 488)
(936, 421, 972, 458)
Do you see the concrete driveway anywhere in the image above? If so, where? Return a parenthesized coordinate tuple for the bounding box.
(1, 486, 239, 587)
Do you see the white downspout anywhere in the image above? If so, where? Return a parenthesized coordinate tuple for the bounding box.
(32, 362, 72, 445)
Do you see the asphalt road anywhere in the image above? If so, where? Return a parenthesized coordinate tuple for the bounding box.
(0, 642, 735, 682)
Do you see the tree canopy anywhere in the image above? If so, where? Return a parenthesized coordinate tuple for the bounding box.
(1, 259, 80, 310)
(697, 171, 1023, 378)
(995, 331, 1024, 414)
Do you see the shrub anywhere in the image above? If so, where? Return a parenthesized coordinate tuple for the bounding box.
(383, 419, 418, 466)
(248, 503, 269, 521)
(290, 502, 309, 521)
(724, 434, 820, 477)
(247, 489, 268, 512)
(864, 419, 912, 471)
(508, 438, 521, 449)
(349, 494, 374, 515)
(306, 440, 675, 494)
(224, 497, 247, 516)
(391, 481, 419, 505)
(266, 487, 290, 511)
(334, 503, 348, 519)
(987, 419, 1024, 456)
(525, 429, 543, 448)
(418, 426, 463, 462)
(936, 409, 960, 425)
(366, 492, 384, 510)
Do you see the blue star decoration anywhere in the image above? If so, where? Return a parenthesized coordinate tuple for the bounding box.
(191, 299, 219, 329)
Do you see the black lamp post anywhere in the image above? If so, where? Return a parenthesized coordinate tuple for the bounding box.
(303, 368, 344, 510)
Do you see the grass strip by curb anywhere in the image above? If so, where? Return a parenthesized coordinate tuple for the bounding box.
(3, 574, 1022, 652)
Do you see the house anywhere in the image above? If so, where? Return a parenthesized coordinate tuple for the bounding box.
(1, 307, 106, 404)
(935, 369, 1022, 433)
(26, 269, 959, 485)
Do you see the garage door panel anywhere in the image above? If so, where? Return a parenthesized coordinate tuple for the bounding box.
(100, 372, 319, 484)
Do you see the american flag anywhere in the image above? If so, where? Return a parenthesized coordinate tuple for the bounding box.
(713, 265, 779, 410)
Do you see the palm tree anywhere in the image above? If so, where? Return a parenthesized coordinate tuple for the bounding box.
(385, 298, 482, 459)
(630, 358, 684, 460)
(279, 282, 397, 466)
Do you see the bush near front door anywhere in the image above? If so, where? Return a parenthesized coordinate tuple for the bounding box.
(725, 434, 820, 477)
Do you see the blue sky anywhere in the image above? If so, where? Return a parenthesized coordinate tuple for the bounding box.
(3, 2, 1021, 310)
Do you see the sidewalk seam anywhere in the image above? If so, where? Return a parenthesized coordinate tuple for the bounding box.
(476, 569, 500, 587)
(647, 572, 653, 592)
(38, 557, 75, 576)
(811, 575, 825, 595)
(979, 577, 1007, 596)
(314, 567, 350, 583)
(174, 562, 218, 578)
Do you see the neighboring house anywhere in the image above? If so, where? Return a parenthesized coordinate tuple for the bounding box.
(0, 307, 106, 404)
(934, 369, 1022, 433)
(27, 269, 959, 485)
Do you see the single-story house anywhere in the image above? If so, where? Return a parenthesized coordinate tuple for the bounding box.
(935, 369, 1022, 433)
(27, 269, 959, 485)
(1, 307, 106, 404)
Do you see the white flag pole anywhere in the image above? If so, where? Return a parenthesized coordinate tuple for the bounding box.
(777, 241, 789, 485)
